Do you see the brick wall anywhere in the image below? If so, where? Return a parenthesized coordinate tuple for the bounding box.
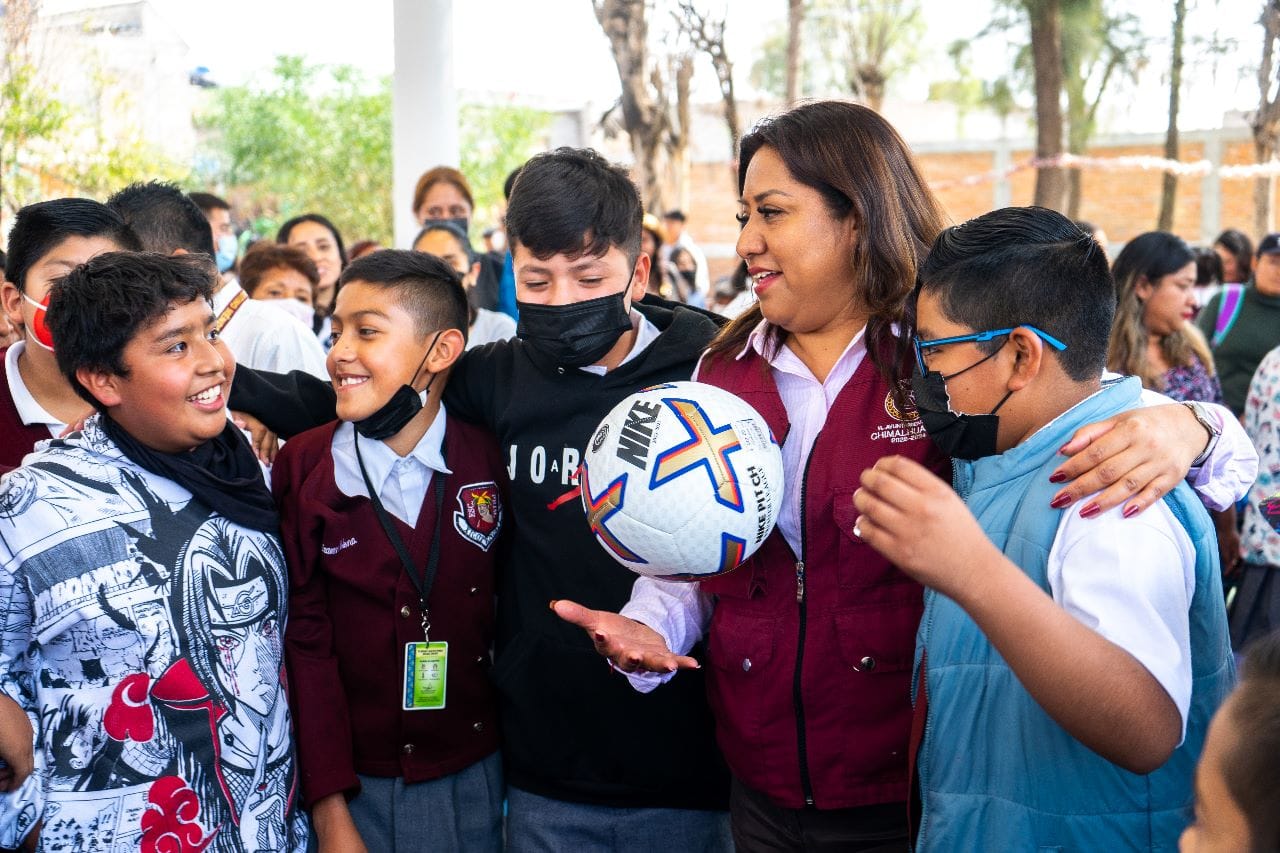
(678, 127, 1272, 283)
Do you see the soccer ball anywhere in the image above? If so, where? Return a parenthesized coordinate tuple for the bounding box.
(580, 381, 784, 581)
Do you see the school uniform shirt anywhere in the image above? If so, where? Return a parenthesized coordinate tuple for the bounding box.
(273, 408, 505, 808)
(0, 416, 309, 853)
(467, 308, 517, 351)
(214, 281, 330, 380)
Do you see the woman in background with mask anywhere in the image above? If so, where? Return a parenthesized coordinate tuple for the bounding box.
(239, 243, 320, 330)
(555, 101, 1255, 851)
(412, 166, 505, 312)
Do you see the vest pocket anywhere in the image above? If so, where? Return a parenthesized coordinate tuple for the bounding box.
(707, 611, 779, 747)
(833, 605, 917, 675)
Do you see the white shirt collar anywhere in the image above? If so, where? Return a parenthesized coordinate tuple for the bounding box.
(5, 341, 63, 430)
(736, 318, 868, 376)
(332, 402, 452, 487)
(210, 277, 244, 314)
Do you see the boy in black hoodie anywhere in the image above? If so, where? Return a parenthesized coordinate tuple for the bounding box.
(232, 149, 732, 851)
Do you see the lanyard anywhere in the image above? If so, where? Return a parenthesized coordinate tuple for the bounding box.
(354, 433, 446, 642)
(214, 289, 248, 333)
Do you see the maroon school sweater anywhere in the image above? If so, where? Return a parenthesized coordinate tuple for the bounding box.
(273, 415, 507, 808)
(0, 348, 55, 473)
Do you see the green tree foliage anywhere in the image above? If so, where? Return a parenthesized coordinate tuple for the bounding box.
(200, 56, 550, 244)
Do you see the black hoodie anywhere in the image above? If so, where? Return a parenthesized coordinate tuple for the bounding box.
(447, 300, 729, 809)
(230, 300, 729, 809)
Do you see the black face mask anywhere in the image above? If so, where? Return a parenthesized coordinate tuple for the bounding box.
(910, 341, 1014, 461)
(426, 216, 470, 236)
(516, 290, 633, 368)
(353, 332, 443, 440)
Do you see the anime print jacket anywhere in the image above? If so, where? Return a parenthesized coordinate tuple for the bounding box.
(0, 416, 309, 853)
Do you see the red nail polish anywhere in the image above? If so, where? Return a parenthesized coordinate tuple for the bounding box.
(1049, 494, 1072, 509)
(1122, 504, 1140, 519)
(1080, 502, 1101, 519)
(1048, 472, 1067, 484)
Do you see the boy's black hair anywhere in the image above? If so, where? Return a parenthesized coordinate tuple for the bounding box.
(5, 198, 141, 292)
(189, 192, 230, 215)
(503, 165, 523, 202)
(107, 181, 216, 258)
(338, 249, 469, 344)
(918, 206, 1113, 381)
(1226, 630, 1280, 851)
(504, 147, 642, 264)
(48, 252, 217, 410)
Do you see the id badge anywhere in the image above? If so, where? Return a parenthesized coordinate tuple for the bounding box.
(403, 641, 448, 710)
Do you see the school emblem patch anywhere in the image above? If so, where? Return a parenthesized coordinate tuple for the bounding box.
(453, 482, 503, 551)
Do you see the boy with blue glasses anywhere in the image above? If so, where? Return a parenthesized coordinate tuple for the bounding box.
(854, 206, 1235, 850)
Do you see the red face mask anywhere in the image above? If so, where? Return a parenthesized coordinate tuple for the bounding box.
(23, 291, 54, 351)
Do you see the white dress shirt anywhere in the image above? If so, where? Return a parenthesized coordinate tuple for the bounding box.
(331, 405, 451, 527)
(215, 281, 330, 380)
(468, 308, 518, 350)
(6, 341, 66, 438)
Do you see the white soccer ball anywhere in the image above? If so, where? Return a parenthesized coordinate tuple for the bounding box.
(580, 380, 784, 581)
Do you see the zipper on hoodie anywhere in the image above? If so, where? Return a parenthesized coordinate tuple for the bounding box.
(793, 439, 819, 807)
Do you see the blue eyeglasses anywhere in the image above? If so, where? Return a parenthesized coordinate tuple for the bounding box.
(913, 325, 1067, 374)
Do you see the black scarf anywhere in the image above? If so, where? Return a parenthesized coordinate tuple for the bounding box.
(101, 414, 279, 533)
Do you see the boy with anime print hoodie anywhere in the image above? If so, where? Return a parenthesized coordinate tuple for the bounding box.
(0, 252, 307, 852)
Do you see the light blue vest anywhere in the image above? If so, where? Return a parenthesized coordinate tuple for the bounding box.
(913, 378, 1235, 852)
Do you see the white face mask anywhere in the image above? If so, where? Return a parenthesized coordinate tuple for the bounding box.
(272, 298, 315, 329)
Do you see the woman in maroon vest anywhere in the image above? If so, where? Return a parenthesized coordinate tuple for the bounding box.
(555, 101, 1236, 850)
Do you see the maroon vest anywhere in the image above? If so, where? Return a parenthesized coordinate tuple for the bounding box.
(0, 348, 56, 473)
(699, 345, 950, 810)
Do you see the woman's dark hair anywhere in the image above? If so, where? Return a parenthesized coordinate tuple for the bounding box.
(1215, 228, 1253, 282)
(238, 243, 320, 297)
(277, 213, 348, 314)
(48, 252, 216, 410)
(277, 214, 348, 269)
(1224, 630, 1280, 851)
(1108, 231, 1208, 390)
(703, 101, 948, 395)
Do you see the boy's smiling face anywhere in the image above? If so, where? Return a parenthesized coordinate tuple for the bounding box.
(327, 280, 435, 423)
(2, 234, 123, 355)
(84, 297, 234, 453)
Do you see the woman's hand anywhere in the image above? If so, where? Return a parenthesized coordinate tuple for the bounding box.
(1047, 404, 1206, 518)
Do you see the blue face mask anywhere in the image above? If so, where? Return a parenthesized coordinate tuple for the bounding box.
(215, 234, 238, 273)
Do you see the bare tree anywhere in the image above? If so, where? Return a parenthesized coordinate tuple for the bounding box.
(674, 0, 741, 162)
(1157, 0, 1187, 231)
(666, 51, 695, 210)
(1027, 0, 1067, 211)
(836, 0, 922, 113)
(592, 0, 670, 211)
(1253, 0, 1280, 236)
(786, 0, 803, 103)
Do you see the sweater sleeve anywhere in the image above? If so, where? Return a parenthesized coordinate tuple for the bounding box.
(273, 441, 360, 808)
(443, 346, 500, 427)
(229, 366, 337, 439)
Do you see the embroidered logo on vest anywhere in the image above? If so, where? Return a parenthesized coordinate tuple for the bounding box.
(872, 386, 927, 444)
(453, 482, 503, 551)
